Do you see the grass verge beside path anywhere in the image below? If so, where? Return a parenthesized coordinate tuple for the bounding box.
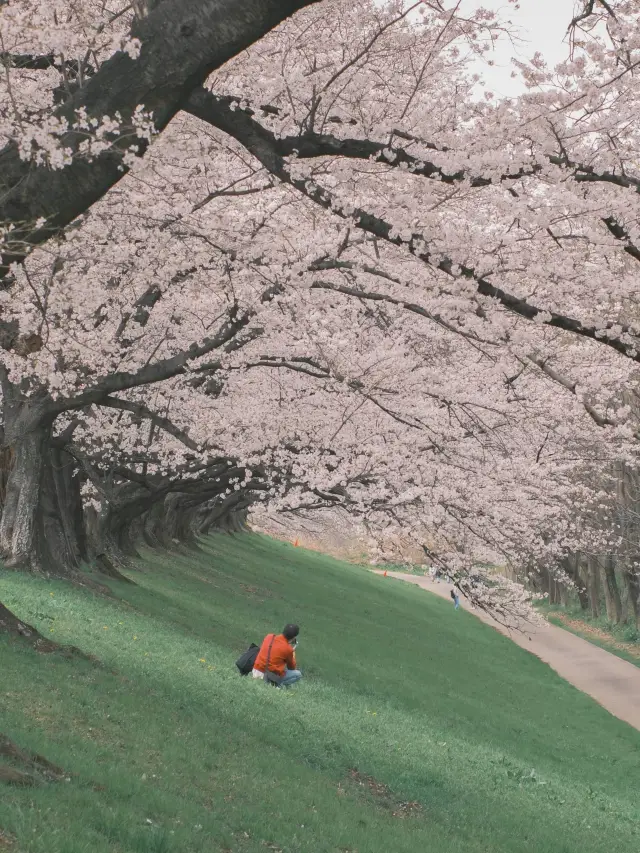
(0, 534, 639, 853)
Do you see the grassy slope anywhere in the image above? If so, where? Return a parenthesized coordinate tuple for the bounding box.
(0, 534, 638, 853)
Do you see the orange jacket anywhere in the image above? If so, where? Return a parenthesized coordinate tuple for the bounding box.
(254, 633, 296, 677)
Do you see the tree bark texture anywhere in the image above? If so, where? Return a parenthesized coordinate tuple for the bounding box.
(601, 554, 623, 624)
(0, 402, 86, 576)
(0, 0, 321, 280)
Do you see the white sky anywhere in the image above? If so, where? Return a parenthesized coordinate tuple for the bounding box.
(463, 0, 577, 97)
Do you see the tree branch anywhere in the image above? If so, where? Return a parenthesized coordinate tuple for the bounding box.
(185, 89, 640, 364)
(201, 94, 640, 262)
(51, 281, 283, 413)
(0, 0, 320, 282)
(525, 354, 616, 428)
(99, 396, 201, 451)
(0, 53, 92, 74)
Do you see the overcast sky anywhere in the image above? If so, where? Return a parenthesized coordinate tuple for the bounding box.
(462, 0, 577, 97)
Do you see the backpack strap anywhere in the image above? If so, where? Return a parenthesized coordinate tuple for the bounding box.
(263, 633, 276, 682)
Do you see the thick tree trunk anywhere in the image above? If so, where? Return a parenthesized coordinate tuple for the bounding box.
(621, 566, 640, 629)
(601, 554, 623, 624)
(0, 404, 86, 576)
(547, 571, 559, 605)
(0, 422, 47, 569)
(586, 556, 600, 618)
(559, 554, 588, 610)
(217, 505, 250, 533)
(42, 445, 88, 569)
(163, 495, 200, 548)
(572, 556, 590, 612)
(88, 485, 175, 578)
(141, 501, 174, 550)
(91, 505, 137, 579)
(200, 495, 251, 533)
(0, 446, 13, 510)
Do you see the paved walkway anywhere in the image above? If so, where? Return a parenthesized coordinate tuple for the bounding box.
(375, 571, 640, 732)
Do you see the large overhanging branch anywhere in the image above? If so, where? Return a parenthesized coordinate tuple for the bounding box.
(0, 0, 320, 282)
(276, 128, 640, 196)
(196, 93, 640, 262)
(51, 309, 252, 413)
(99, 396, 201, 451)
(50, 281, 283, 413)
(185, 89, 640, 364)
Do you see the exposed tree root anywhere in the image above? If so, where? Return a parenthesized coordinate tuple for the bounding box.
(0, 765, 36, 786)
(0, 601, 99, 663)
(95, 554, 136, 584)
(0, 733, 68, 787)
(0, 602, 42, 645)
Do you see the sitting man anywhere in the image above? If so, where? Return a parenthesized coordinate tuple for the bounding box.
(252, 623, 302, 687)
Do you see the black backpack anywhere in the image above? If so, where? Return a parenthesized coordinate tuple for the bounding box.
(235, 643, 259, 675)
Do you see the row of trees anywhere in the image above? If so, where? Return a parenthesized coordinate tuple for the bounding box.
(1, 0, 640, 626)
(519, 458, 640, 630)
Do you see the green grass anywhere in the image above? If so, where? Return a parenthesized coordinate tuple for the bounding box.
(542, 600, 640, 644)
(1, 534, 639, 853)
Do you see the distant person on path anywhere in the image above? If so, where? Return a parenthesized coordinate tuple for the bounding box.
(252, 623, 302, 687)
(451, 589, 460, 610)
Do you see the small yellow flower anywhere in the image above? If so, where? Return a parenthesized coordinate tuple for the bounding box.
(133, 635, 138, 640)
(50, 592, 54, 597)
(103, 626, 109, 630)
(199, 658, 206, 663)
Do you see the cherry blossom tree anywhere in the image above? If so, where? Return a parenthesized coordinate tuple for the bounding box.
(1, 0, 640, 633)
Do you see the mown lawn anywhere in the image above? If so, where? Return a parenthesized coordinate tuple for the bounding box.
(1, 534, 639, 853)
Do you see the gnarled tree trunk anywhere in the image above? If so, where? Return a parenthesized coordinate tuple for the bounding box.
(585, 556, 600, 618)
(621, 564, 640, 629)
(601, 554, 622, 624)
(141, 500, 175, 550)
(0, 400, 87, 577)
(0, 419, 48, 570)
(199, 494, 251, 534)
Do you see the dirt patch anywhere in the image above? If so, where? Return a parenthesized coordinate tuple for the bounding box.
(0, 829, 16, 849)
(552, 613, 640, 661)
(239, 583, 273, 599)
(343, 769, 422, 818)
